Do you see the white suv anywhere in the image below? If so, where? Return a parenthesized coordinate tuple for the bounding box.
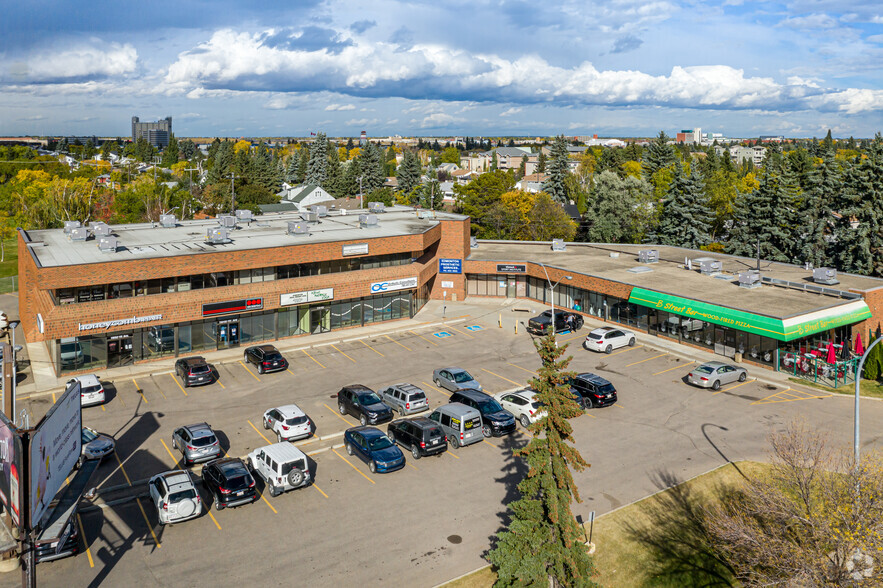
(583, 327, 636, 354)
(494, 389, 547, 428)
(262, 404, 312, 442)
(247, 443, 311, 497)
(66, 374, 106, 407)
(148, 470, 203, 525)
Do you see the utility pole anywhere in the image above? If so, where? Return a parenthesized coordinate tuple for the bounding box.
(185, 166, 198, 219)
(228, 173, 238, 212)
(358, 175, 364, 209)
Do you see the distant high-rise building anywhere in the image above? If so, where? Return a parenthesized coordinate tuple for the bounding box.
(359, 130, 367, 147)
(132, 116, 172, 148)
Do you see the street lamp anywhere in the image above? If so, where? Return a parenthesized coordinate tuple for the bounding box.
(7, 320, 19, 423)
(854, 333, 883, 468)
(538, 263, 571, 340)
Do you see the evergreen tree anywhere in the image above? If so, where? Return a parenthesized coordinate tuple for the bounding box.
(487, 335, 598, 588)
(545, 135, 571, 204)
(305, 133, 328, 187)
(83, 139, 96, 159)
(416, 179, 443, 210)
(100, 140, 113, 161)
(537, 150, 547, 173)
(397, 150, 421, 195)
(642, 131, 677, 179)
(179, 139, 196, 161)
(206, 140, 233, 184)
(346, 137, 355, 151)
(284, 153, 299, 184)
(517, 155, 528, 180)
(586, 171, 653, 243)
(491, 150, 498, 171)
(822, 129, 834, 154)
(343, 157, 362, 197)
(162, 133, 179, 167)
(653, 162, 712, 249)
(360, 142, 385, 193)
(799, 153, 840, 267)
(296, 148, 309, 184)
(325, 146, 344, 198)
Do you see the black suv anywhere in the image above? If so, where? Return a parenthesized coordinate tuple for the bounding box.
(570, 373, 617, 409)
(449, 389, 516, 437)
(337, 385, 393, 426)
(527, 310, 583, 336)
(175, 356, 215, 387)
(243, 344, 288, 374)
(201, 457, 257, 510)
(387, 417, 448, 459)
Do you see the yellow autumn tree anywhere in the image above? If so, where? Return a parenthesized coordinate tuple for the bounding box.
(233, 139, 252, 154)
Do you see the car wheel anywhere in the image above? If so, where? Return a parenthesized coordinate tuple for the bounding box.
(712, 380, 721, 391)
(387, 431, 395, 444)
(268, 482, 279, 497)
(412, 445, 420, 459)
(338, 403, 346, 415)
(369, 461, 377, 474)
(628, 337, 636, 347)
(287, 468, 304, 487)
(450, 436, 460, 449)
(738, 372, 747, 382)
(520, 415, 530, 428)
(345, 443, 354, 456)
(360, 414, 368, 426)
(172, 438, 177, 449)
(482, 424, 492, 438)
(257, 364, 264, 375)
(243, 352, 248, 362)
(434, 378, 442, 388)
(262, 417, 269, 430)
(214, 496, 223, 511)
(575, 317, 583, 330)
(605, 344, 613, 354)
(276, 432, 282, 443)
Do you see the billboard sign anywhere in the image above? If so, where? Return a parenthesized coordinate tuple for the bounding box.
(30, 384, 81, 527)
(0, 412, 22, 529)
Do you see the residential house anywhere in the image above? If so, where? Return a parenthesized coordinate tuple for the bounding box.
(451, 169, 475, 184)
(274, 183, 335, 212)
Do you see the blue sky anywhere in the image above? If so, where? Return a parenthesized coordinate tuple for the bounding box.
(1, 0, 882, 138)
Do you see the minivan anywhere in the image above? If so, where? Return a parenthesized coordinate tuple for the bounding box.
(427, 403, 483, 449)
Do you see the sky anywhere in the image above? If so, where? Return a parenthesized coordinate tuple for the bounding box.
(1, 0, 883, 138)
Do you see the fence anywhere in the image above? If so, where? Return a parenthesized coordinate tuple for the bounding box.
(0, 276, 17, 295)
(777, 349, 857, 388)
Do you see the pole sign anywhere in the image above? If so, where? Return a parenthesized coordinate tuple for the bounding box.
(30, 384, 81, 528)
(370, 277, 418, 293)
(439, 259, 462, 274)
(496, 263, 526, 273)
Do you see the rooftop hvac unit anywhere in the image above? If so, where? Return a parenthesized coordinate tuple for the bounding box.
(551, 239, 566, 251)
(359, 214, 379, 228)
(470, 236, 477, 248)
(813, 267, 839, 285)
(738, 270, 761, 289)
(234, 209, 253, 221)
(98, 236, 118, 253)
(609, 251, 620, 258)
(205, 227, 230, 244)
(310, 205, 328, 217)
(218, 215, 237, 229)
(368, 202, 385, 213)
(63, 220, 81, 234)
(69, 227, 88, 241)
(287, 221, 310, 236)
(92, 223, 112, 237)
(696, 258, 722, 275)
(160, 214, 177, 228)
(638, 249, 659, 263)
(304, 211, 319, 223)
(88, 221, 103, 229)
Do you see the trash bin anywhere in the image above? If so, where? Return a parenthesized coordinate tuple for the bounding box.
(734, 352, 743, 363)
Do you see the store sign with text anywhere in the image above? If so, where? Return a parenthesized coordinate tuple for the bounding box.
(496, 264, 527, 273)
(202, 298, 263, 317)
(280, 288, 334, 306)
(370, 277, 418, 293)
(439, 258, 462, 274)
(79, 314, 163, 331)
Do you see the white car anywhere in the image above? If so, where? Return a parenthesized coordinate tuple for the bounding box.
(66, 374, 106, 407)
(583, 327, 636, 354)
(247, 443, 311, 497)
(148, 470, 203, 525)
(262, 404, 312, 442)
(494, 389, 547, 428)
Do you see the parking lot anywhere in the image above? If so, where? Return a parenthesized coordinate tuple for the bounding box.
(16, 302, 883, 588)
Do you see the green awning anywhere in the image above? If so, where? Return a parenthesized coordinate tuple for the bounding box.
(628, 287, 871, 342)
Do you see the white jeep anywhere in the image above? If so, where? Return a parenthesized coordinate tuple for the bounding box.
(247, 443, 311, 497)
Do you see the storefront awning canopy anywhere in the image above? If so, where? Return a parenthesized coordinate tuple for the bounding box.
(628, 287, 872, 342)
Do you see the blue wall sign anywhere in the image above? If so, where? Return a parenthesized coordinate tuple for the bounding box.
(439, 258, 463, 274)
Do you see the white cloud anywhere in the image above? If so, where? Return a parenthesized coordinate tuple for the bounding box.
(325, 103, 356, 111)
(9, 43, 137, 82)
(345, 117, 379, 126)
(500, 107, 522, 117)
(778, 14, 839, 29)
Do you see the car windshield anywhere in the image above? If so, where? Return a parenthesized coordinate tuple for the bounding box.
(588, 333, 603, 340)
(369, 436, 393, 450)
(81, 384, 102, 394)
(223, 475, 250, 491)
(189, 364, 210, 374)
(453, 371, 474, 383)
(358, 393, 382, 405)
(286, 416, 308, 426)
(81, 428, 99, 443)
(169, 489, 197, 503)
(281, 459, 306, 475)
(191, 435, 217, 447)
(695, 366, 714, 374)
(477, 399, 504, 414)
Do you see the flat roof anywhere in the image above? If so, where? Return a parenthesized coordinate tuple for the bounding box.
(24, 207, 466, 268)
(468, 241, 883, 319)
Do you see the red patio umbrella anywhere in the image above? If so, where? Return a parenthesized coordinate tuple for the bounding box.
(856, 333, 864, 356)
(826, 342, 836, 364)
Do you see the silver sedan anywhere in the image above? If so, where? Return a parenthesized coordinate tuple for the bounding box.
(687, 361, 747, 390)
(433, 367, 482, 392)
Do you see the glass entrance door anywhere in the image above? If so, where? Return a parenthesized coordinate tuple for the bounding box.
(107, 335, 134, 368)
(217, 321, 240, 349)
(506, 279, 517, 298)
(310, 306, 330, 334)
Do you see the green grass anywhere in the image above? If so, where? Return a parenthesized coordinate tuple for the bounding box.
(0, 238, 17, 293)
(788, 376, 883, 399)
(441, 462, 767, 588)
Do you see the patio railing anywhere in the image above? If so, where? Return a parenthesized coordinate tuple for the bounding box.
(776, 349, 857, 388)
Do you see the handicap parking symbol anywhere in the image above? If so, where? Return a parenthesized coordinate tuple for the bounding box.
(434, 331, 453, 338)
(465, 325, 483, 332)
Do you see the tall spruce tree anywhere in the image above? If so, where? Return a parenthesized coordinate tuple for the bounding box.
(397, 150, 421, 195)
(305, 133, 328, 187)
(295, 148, 309, 184)
(642, 131, 677, 179)
(654, 161, 712, 249)
(537, 150, 547, 174)
(545, 135, 571, 204)
(284, 153, 299, 184)
(161, 133, 179, 167)
(360, 142, 385, 193)
(325, 145, 344, 197)
(487, 335, 598, 588)
(799, 152, 840, 268)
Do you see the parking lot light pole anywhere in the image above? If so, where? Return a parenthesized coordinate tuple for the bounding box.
(538, 263, 571, 340)
(855, 334, 883, 468)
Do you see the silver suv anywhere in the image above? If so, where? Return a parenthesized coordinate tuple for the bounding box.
(172, 423, 222, 466)
(148, 470, 203, 525)
(378, 383, 429, 415)
(247, 443, 311, 497)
